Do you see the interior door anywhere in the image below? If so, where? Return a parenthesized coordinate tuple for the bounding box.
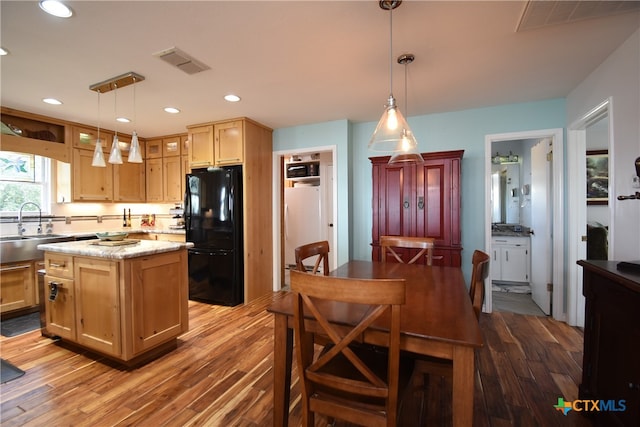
(530, 140, 552, 314)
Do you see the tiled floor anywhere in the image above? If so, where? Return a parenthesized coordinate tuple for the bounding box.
(492, 291, 546, 316)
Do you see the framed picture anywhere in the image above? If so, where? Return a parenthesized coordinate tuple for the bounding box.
(586, 150, 608, 205)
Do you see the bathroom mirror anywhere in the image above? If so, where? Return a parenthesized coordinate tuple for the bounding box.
(491, 163, 520, 224)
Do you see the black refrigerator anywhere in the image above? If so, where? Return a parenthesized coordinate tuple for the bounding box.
(185, 166, 243, 306)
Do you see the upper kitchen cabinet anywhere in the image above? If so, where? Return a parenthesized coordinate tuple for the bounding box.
(214, 120, 244, 165)
(113, 134, 145, 202)
(144, 133, 187, 203)
(162, 136, 181, 157)
(1, 107, 71, 162)
(186, 125, 214, 168)
(73, 148, 114, 202)
(145, 138, 163, 159)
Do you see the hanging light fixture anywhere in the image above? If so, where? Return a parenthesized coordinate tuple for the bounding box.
(91, 90, 106, 167)
(389, 53, 423, 164)
(128, 76, 143, 163)
(89, 72, 145, 167)
(369, 0, 418, 154)
(108, 83, 123, 164)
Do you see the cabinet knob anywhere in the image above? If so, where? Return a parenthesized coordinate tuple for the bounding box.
(418, 196, 424, 210)
(403, 199, 410, 209)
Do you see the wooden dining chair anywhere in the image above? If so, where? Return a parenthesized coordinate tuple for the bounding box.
(380, 235, 435, 266)
(469, 250, 490, 320)
(294, 240, 330, 275)
(290, 269, 413, 427)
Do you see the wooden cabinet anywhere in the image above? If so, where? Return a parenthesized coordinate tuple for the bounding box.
(44, 253, 74, 339)
(145, 138, 163, 159)
(162, 136, 181, 157)
(74, 257, 120, 356)
(163, 156, 183, 202)
(0, 261, 36, 313)
(73, 148, 114, 201)
(491, 237, 530, 283)
(145, 158, 164, 202)
(130, 252, 187, 353)
(187, 125, 215, 168)
(113, 134, 145, 202)
(43, 249, 189, 365)
(371, 150, 463, 267)
(578, 260, 640, 426)
(214, 120, 244, 165)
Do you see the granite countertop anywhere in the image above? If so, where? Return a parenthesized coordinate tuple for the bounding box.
(491, 224, 531, 237)
(37, 239, 193, 260)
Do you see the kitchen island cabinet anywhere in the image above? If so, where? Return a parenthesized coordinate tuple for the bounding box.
(39, 239, 190, 366)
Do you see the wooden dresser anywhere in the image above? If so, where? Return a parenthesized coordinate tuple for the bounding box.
(577, 260, 640, 426)
(371, 150, 463, 267)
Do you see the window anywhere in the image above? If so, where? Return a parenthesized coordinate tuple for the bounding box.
(0, 151, 50, 215)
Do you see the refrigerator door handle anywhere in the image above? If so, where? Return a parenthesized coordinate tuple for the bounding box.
(284, 203, 289, 240)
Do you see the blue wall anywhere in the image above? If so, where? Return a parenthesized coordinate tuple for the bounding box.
(274, 98, 566, 281)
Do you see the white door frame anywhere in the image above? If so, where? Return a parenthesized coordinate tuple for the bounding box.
(484, 128, 564, 320)
(271, 145, 337, 291)
(566, 98, 613, 327)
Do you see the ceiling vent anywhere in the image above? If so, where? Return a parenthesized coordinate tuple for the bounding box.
(153, 47, 210, 75)
(517, 1, 640, 31)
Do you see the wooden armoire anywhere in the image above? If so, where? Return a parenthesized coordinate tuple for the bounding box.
(371, 150, 463, 267)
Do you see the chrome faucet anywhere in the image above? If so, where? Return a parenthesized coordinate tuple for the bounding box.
(17, 202, 42, 235)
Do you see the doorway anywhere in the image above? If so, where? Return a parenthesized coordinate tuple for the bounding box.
(271, 146, 337, 291)
(484, 129, 564, 320)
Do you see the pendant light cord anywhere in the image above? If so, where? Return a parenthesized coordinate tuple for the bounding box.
(388, 6, 393, 98)
(97, 90, 101, 142)
(132, 77, 137, 128)
(114, 83, 118, 139)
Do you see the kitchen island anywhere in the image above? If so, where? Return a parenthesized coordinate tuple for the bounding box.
(37, 239, 191, 367)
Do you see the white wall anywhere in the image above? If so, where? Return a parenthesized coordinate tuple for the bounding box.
(567, 29, 640, 260)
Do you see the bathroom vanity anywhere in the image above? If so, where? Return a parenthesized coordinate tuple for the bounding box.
(491, 234, 530, 284)
(38, 239, 190, 366)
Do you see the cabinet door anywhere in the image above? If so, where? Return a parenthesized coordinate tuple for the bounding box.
(214, 121, 244, 165)
(145, 138, 163, 159)
(188, 125, 214, 168)
(74, 258, 120, 357)
(130, 251, 188, 354)
(145, 158, 163, 202)
(490, 248, 502, 281)
(181, 155, 189, 198)
(0, 262, 35, 313)
(163, 156, 183, 202)
(371, 161, 414, 261)
(73, 149, 113, 201)
(500, 246, 529, 282)
(162, 136, 181, 157)
(44, 275, 75, 339)
(73, 125, 112, 152)
(113, 161, 145, 202)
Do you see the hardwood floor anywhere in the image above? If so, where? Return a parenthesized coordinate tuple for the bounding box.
(1, 292, 593, 426)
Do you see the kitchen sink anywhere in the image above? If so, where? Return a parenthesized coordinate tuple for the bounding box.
(0, 234, 74, 263)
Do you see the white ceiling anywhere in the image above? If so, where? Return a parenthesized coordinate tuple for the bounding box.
(1, 1, 639, 138)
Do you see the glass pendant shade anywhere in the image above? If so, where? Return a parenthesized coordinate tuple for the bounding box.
(369, 95, 418, 152)
(128, 131, 143, 163)
(91, 139, 106, 167)
(108, 134, 123, 164)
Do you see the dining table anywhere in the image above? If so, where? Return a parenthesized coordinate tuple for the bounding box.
(267, 260, 484, 427)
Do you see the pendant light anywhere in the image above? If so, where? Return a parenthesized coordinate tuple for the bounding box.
(108, 83, 123, 164)
(369, 0, 418, 154)
(91, 90, 106, 167)
(128, 76, 143, 163)
(389, 53, 423, 164)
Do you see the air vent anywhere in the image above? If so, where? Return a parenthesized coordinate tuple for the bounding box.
(517, 1, 640, 31)
(153, 47, 210, 75)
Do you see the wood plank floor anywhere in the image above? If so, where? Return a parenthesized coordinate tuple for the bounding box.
(0, 291, 593, 426)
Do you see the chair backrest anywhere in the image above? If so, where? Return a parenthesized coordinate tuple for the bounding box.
(380, 235, 435, 266)
(295, 240, 330, 275)
(290, 269, 406, 427)
(469, 250, 490, 320)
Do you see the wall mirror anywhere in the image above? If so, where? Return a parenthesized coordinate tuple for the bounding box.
(491, 163, 520, 224)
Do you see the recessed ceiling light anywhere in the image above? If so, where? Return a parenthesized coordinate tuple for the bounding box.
(42, 98, 62, 105)
(39, 0, 73, 18)
(116, 117, 131, 123)
(224, 94, 241, 102)
(0, 47, 9, 56)
(164, 107, 180, 114)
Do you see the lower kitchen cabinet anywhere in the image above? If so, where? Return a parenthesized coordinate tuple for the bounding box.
(0, 261, 36, 314)
(43, 249, 188, 365)
(491, 236, 530, 283)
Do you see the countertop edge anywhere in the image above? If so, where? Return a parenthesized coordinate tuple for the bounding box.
(38, 240, 193, 260)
